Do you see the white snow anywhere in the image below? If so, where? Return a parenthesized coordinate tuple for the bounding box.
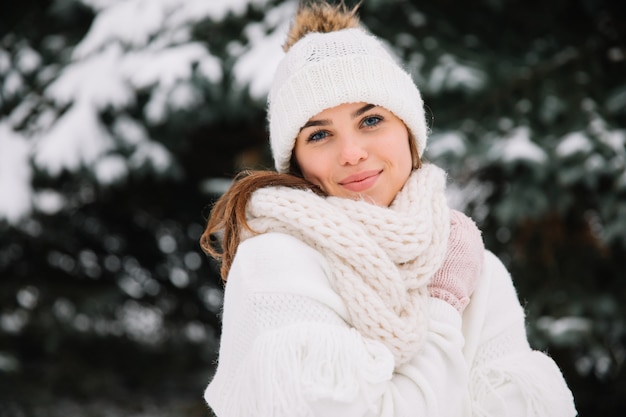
(233, 28, 286, 99)
(33, 101, 114, 175)
(585, 154, 604, 172)
(536, 315, 592, 340)
(95, 155, 129, 184)
(200, 178, 233, 195)
(77, 0, 268, 57)
(131, 45, 219, 122)
(0, 49, 10, 73)
(80, 0, 122, 12)
(0, 123, 33, 223)
(169, 266, 189, 288)
(30, 108, 57, 133)
(168, 82, 202, 110)
(16, 45, 42, 74)
(112, 116, 148, 145)
(128, 140, 172, 173)
(144, 87, 169, 123)
(37, 0, 258, 166)
(426, 131, 467, 159)
(409, 11, 427, 27)
(166, 0, 265, 28)
(428, 54, 486, 93)
(36, 64, 60, 86)
(232, 1, 296, 99)
(7, 95, 37, 127)
(600, 128, 626, 155)
(489, 126, 548, 164)
(75, 0, 169, 55)
(33, 0, 245, 172)
(200, 286, 224, 311)
(2, 70, 24, 98)
(33, 189, 66, 215)
(196, 53, 223, 83)
(47, 43, 134, 109)
(117, 299, 164, 344)
(122, 43, 220, 88)
(555, 132, 593, 158)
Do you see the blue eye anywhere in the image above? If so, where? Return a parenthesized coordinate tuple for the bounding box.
(362, 115, 382, 127)
(308, 130, 328, 142)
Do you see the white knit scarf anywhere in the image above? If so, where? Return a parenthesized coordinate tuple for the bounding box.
(244, 163, 450, 364)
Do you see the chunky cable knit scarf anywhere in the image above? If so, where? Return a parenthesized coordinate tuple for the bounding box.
(244, 163, 450, 364)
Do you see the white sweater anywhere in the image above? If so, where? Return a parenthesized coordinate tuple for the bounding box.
(205, 232, 577, 417)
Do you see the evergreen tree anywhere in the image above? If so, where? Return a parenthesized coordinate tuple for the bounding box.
(0, 0, 624, 415)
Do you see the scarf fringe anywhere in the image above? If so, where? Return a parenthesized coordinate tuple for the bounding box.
(470, 351, 577, 417)
(208, 323, 394, 417)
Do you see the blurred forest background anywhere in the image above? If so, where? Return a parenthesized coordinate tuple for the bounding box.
(0, 0, 624, 416)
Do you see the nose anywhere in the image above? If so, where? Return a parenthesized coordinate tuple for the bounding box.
(338, 136, 368, 165)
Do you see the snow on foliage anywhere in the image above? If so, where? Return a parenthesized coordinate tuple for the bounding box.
(33, 189, 66, 215)
(232, 1, 297, 99)
(556, 132, 593, 158)
(47, 43, 135, 109)
(428, 54, 486, 94)
(488, 126, 548, 165)
(426, 131, 467, 159)
(33, 101, 114, 175)
(15, 44, 42, 74)
(0, 123, 33, 222)
(0, 0, 284, 223)
(0, 0, 495, 224)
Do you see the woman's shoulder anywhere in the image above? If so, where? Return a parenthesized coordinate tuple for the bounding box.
(475, 250, 523, 304)
(481, 250, 507, 275)
(465, 249, 526, 335)
(464, 250, 523, 326)
(238, 231, 321, 255)
(235, 232, 329, 277)
(480, 250, 517, 293)
(229, 232, 346, 312)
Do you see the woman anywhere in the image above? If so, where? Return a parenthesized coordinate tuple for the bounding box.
(200, 2, 577, 416)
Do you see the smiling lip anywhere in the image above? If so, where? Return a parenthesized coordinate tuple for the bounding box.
(339, 170, 382, 192)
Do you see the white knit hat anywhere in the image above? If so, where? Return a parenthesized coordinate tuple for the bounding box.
(268, 27, 427, 173)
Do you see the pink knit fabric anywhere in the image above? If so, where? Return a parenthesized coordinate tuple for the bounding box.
(429, 210, 484, 313)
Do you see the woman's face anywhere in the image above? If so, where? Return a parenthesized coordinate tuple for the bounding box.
(294, 102, 413, 207)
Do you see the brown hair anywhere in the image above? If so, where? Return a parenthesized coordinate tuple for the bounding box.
(199, 170, 324, 280)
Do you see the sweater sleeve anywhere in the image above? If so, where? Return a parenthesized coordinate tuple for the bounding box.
(465, 251, 577, 417)
(204, 233, 469, 417)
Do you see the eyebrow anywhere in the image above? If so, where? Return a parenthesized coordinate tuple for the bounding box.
(299, 103, 377, 132)
(352, 103, 376, 118)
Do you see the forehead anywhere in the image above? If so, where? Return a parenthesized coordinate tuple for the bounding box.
(310, 102, 396, 120)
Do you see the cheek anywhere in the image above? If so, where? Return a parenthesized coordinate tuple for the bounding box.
(387, 129, 412, 162)
(302, 164, 326, 185)
(390, 133, 413, 180)
(294, 148, 323, 182)
(402, 142, 413, 172)
(293, 143, 308, 173)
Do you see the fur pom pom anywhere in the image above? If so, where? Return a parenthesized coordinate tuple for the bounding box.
(283, 1, 361, 51)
